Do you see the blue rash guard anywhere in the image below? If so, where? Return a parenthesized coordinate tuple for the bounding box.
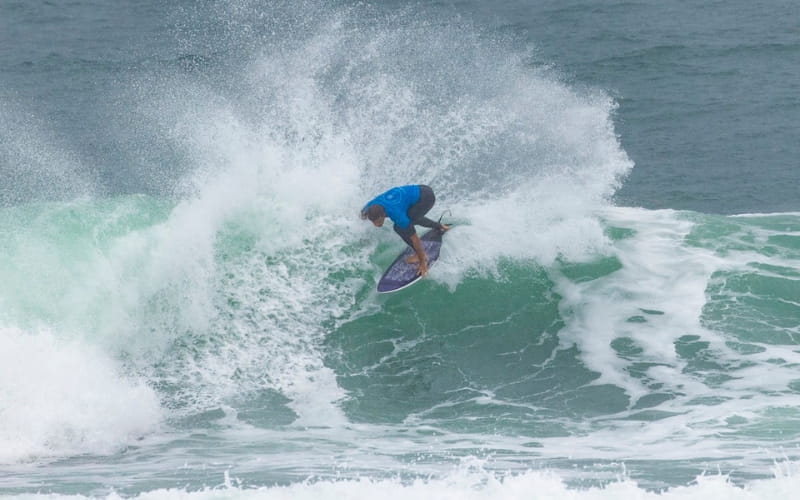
(363, 185, 421, 230)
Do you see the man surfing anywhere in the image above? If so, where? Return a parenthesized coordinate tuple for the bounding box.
(361, 184, 449, 277)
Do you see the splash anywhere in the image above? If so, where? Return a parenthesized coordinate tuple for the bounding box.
(0, 0, 632, 463)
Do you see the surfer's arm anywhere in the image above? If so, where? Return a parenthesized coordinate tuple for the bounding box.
(410, 233, 428, 277)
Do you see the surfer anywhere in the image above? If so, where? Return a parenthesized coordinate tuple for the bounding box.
(361, 185, 449, 277)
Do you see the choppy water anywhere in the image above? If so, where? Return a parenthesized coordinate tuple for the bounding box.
(1, 1, 799, 498)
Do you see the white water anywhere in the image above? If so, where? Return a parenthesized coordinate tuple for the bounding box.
(0, 327, 161, 463)
(6, 467, 800, 500)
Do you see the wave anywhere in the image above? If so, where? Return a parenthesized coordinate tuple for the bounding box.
(2, 188, 799, 470)
(1, 0, 630, 456)
(3, 0, 798, 492)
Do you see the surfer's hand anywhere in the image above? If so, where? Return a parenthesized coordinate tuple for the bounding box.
(418, 259, 428, 277)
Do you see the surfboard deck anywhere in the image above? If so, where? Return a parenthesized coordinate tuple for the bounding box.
(377, 227, 448, 293)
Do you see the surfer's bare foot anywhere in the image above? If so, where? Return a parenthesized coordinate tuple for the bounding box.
(405, 255, 420, 264)
(440, 224, 450, 232)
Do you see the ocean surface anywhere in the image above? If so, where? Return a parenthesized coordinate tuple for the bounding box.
(1, 0, 799, 498)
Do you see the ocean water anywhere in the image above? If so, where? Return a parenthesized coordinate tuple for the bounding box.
(1, 0, 799, 498)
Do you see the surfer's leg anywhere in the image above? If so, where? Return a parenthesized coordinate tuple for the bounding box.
(394, 224, 425, 264)
(394, 224, 415, 249)
(407, 185, 438, 228)
(415, 216, 440, 229)
(409, 186, 449, 231)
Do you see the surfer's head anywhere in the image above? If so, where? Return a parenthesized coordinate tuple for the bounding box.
(363, 204, 386, 227)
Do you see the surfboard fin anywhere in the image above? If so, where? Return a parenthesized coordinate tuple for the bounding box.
(437, 211, 453, 233)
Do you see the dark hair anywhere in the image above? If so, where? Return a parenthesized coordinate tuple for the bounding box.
(366, 204, 385, 221)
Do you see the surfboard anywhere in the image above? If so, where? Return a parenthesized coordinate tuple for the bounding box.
(377, 227, 448, 293)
